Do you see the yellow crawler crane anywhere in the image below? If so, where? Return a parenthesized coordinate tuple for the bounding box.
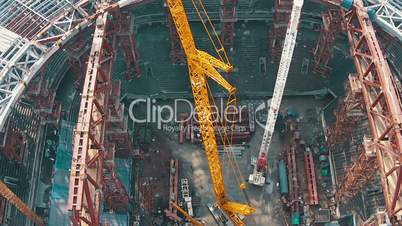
(166, 0, 255, 225)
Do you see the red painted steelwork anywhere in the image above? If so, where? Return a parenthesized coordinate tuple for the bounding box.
(220, 0, 238, 49)
(165, 1, 186, 64)
(341, 5, 402, 219)
(268, 0, 293, 62)
(312, 9, 342, 76)
(117, 11, 142, 80)
(68, 13, 111, 225)
(304, 151, 319, 205)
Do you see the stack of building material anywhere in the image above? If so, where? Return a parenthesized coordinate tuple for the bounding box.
(165, 159, 181, 221)
(287, 145, 300, 225)
(178, 114, 193, 144)
(26, 74, 61, 125)
(180, 178, 193, 216)
(304, 150, 319, 205)
(102, 144, 129, 213)
(218, 145, 245, 157)
(106, 81, 133, 158)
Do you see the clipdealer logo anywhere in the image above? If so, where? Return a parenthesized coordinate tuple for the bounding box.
(254, 99, 271, 129)
(128, 98, 271, 130)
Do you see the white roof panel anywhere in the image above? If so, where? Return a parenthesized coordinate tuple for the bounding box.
(0, 27, 20, 54)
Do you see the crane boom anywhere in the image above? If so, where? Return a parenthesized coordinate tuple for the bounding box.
(249, 0, 304, 186)
(171, 202, 204, 226)
(0, 181, 44, 226)
(166, 0, 255, 225)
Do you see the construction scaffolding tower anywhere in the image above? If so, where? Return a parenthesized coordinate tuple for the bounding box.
(165, 1, 186, 64)
(220, 0, 238, 50)
(312, 9, 342, 76)
(268, 0, 293, 63)
(117, 11, 142, 80)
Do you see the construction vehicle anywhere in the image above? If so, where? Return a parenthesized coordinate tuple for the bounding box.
(249, 0, 304, 186)
(166, 0, 255, 225)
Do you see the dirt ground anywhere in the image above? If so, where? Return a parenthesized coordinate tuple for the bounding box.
(146, 96, 330, 226)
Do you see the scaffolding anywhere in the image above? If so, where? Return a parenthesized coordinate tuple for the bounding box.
(312, 9, 342, 76)
(268, 0, 293, 63)
(220, 0, 238, 50)
(117, 11, 142, 80)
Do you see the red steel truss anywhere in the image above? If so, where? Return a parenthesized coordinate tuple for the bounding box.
(304, 151, 319, 205)
(287, 145, 300, 215)
(102, 144, 129, 213)
(165, 1, 185, 64)
(327, 74, 365, 150)
(27, 73, 61, 125)
(268, 0, 293, 63)
(106, 80, 134, 158)
(312, 9, 342, 76)
(220, 0, 238, 50)
(68, 12, 128, 225)
(117, 11, 142, 80)
(336, 137, 378, 201)
(323, 0, 402, 220)
(362, 211, 390, 226)
(341, 4, 402, 220)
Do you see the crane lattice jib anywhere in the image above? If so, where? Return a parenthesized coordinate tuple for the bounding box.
(166, 0, 255, 224)
(171, 202, 204, 226)
(0, 181, 44, 226)
(255, 0, 304, 172)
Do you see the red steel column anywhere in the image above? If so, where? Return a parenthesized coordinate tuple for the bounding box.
(117, 11, 142, 80)
(220, 0, 238, 50)
(312, 9, 342, 76)
(268, 0, 293, 63)
(165, 1, 185, 64)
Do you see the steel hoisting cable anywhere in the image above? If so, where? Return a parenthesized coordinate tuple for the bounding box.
(190, 0, 231, 65)
(205, 82, 246, 196)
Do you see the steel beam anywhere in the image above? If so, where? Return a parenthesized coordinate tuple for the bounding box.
(0, 181, 44, 226)
(117, 11, 142, 80)
(312, 9, 342, 76)
(304, 151, 319, 205)
(268, 0, 293, 63)
(362, 210, 391, 226)
(102, 144, 129, 213)
(67, 12, 111, 225)
(336, 137, 378, 201)
(373, 0, 402, 43)
(220, 0, 238, 50)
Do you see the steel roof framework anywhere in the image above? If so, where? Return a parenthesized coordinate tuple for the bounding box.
(0, 0, 140, 132)
(373, 0, 402, 42)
